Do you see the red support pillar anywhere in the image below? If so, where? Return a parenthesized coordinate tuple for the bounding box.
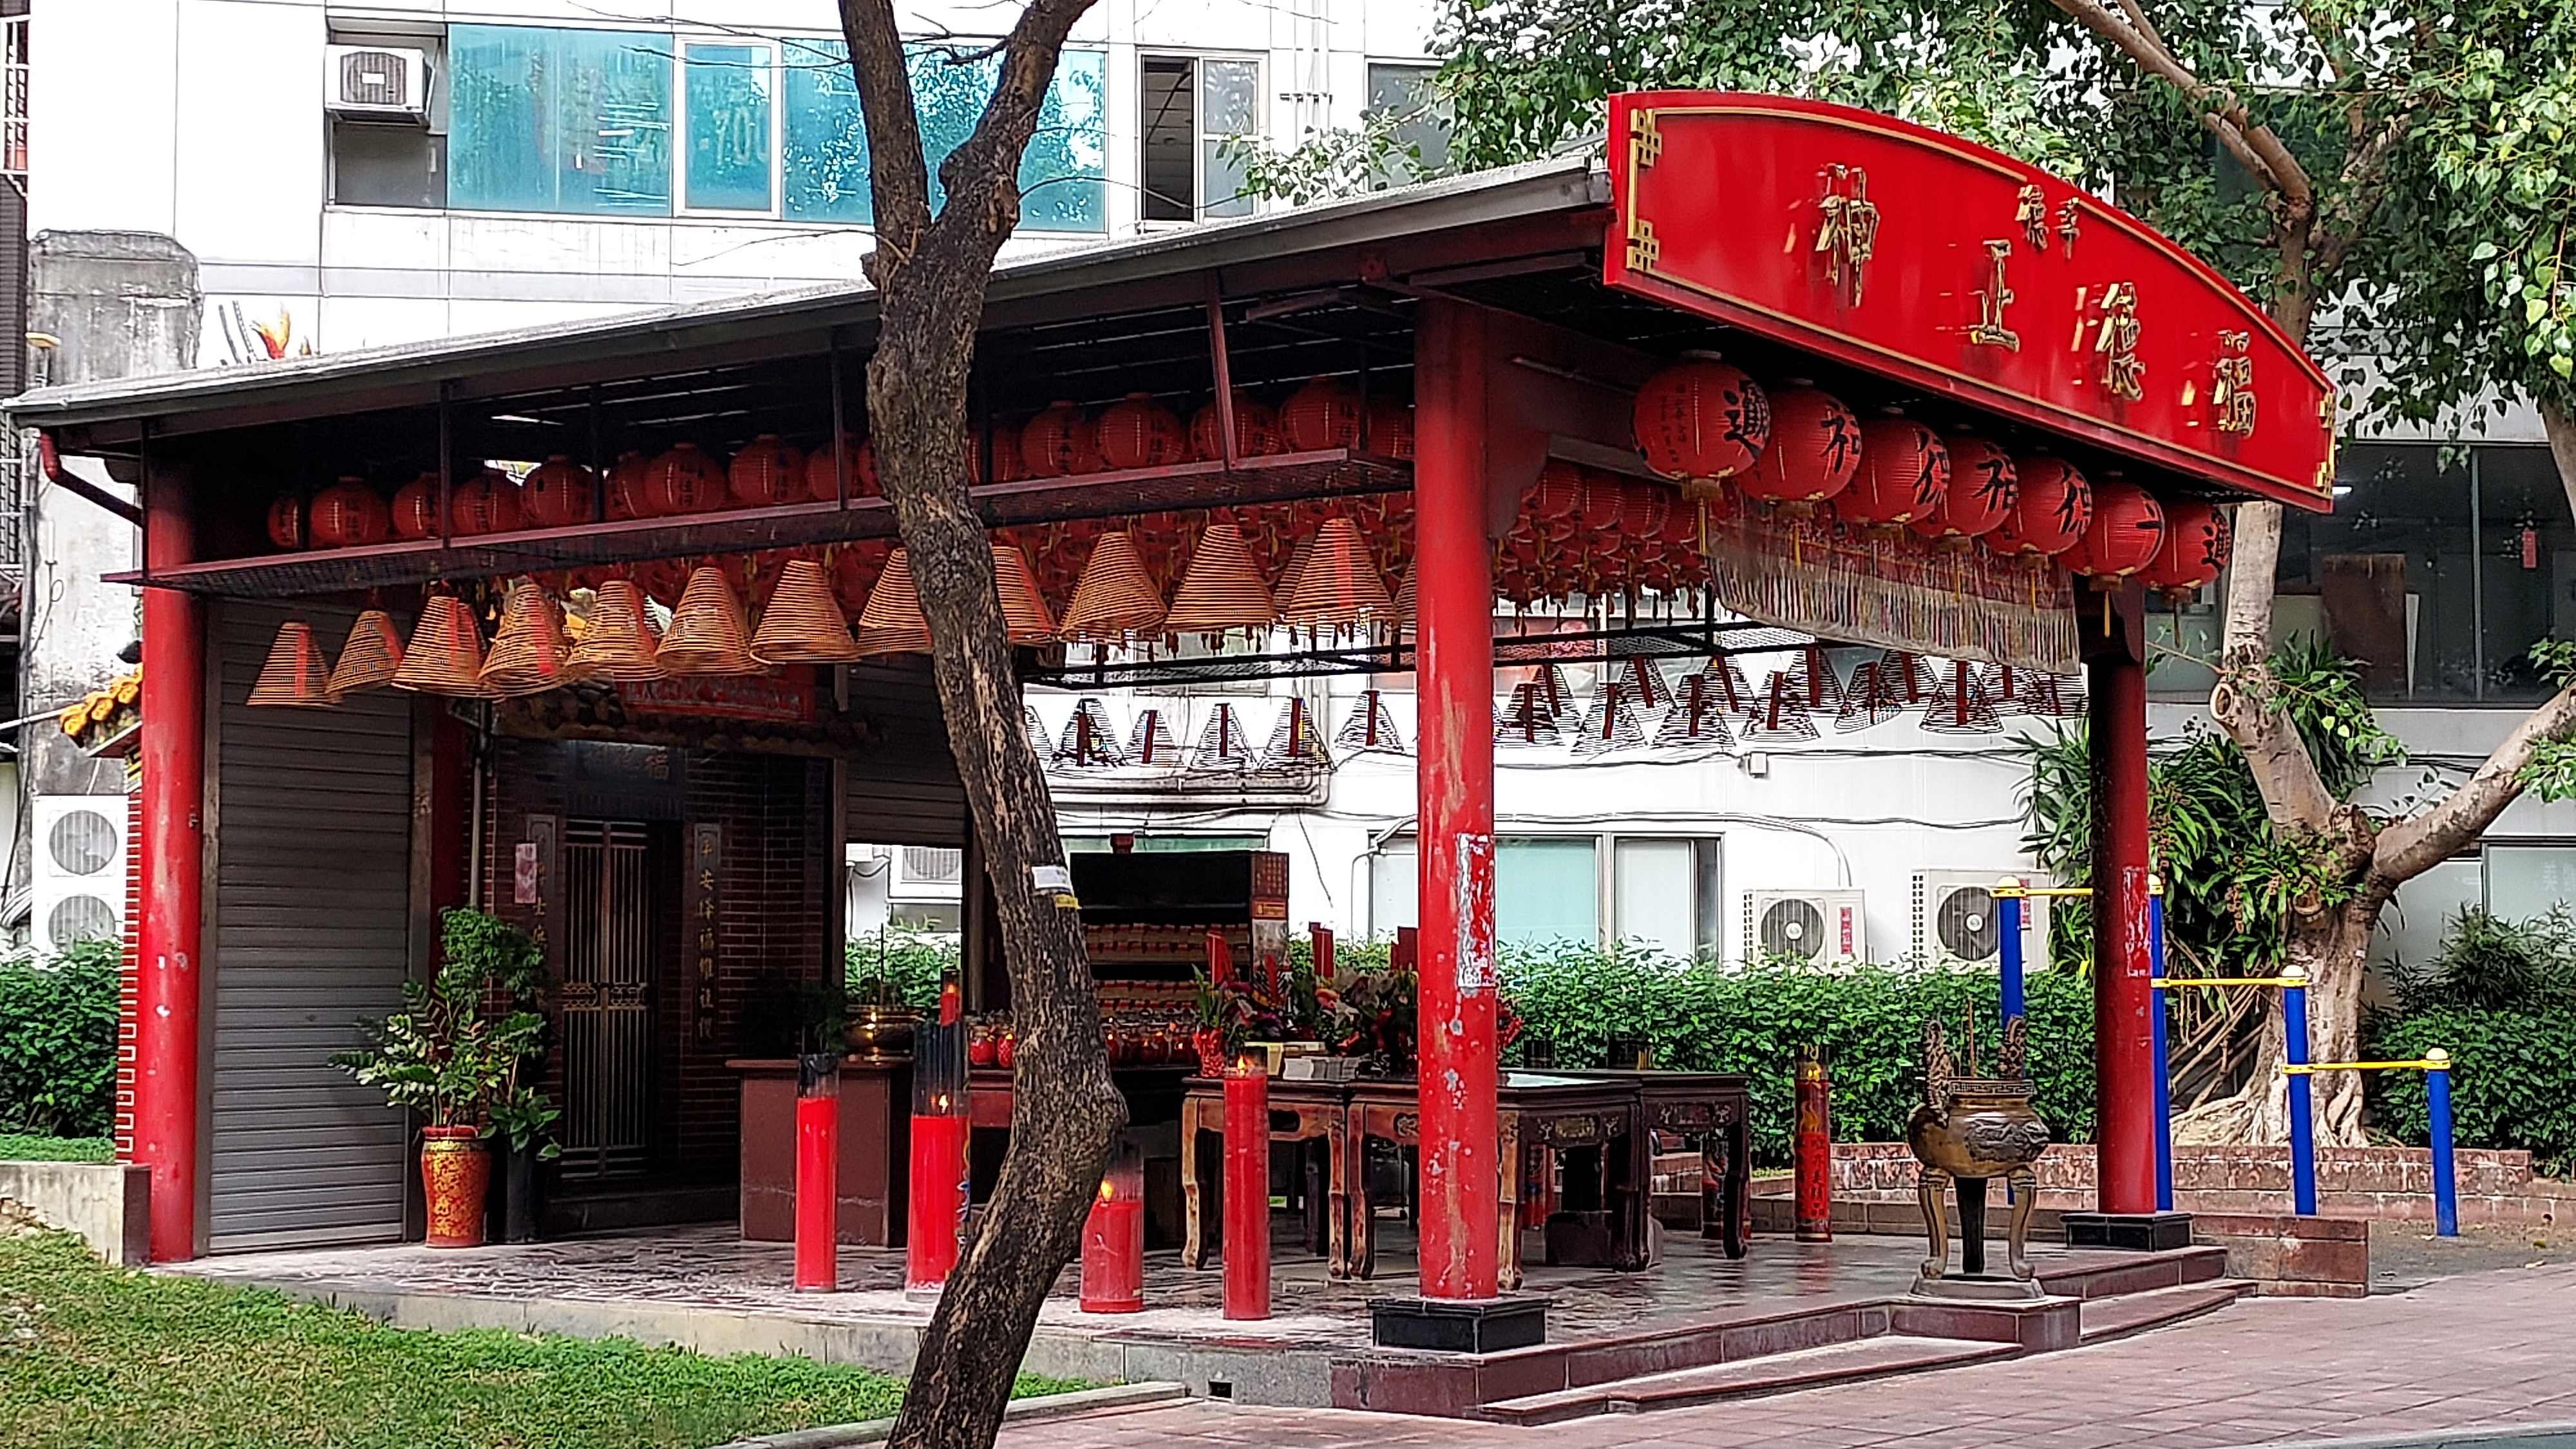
(2085, 583, 2157, 1217)
(1412, 296, 1499, 1301)
(137, 464, 205, 1262)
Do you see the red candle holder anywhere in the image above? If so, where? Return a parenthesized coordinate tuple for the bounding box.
(1222, 1052, 1271, 1320)
(1079, 1141, 1146, 1313)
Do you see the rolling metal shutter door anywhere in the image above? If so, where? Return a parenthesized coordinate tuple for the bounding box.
(844, 659, 969, 847)
(209, 602, 414, 1251)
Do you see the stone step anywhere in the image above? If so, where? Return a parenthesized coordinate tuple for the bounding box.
(2038, 1244, 2229, 1298)
(1481, 1336, 2018, 1424)
(2076, 1281, 2249, 1344)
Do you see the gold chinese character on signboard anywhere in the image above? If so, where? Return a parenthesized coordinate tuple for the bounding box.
(2015, 184, 2049, 251)
(2090, 281, 2144, 400)
(2056, 198, 2082, 255)
(1969, 240, 2021, 350)
(1815, 165, 1880, 306)
(2211, 330, 2256, 434)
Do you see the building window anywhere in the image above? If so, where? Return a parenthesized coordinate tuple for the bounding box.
(330, 118, 446, 208)
(1363, 62, 1450, 179)
(1063, 834, 1269, 853)
(2275, 441, 2570, 704)
(1612, 838, 1723, 959)
(1369, 835, 1719, 953)
(1141, 55, 1259, 222)
(2485, 842, 2576, 920)
(781, 39, 1106, 232)
(448, 25, 673, 216)
(682, 43, 775, 213)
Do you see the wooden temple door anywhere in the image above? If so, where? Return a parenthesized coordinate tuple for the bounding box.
(558, 820, 658, 1178)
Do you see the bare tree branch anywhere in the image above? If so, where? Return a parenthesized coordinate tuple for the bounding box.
(2373, 685, 2576, 882)
(838, 0, 932, 276)
(2210, 651, 2345, 835)
(2049, 0, 2316, 208)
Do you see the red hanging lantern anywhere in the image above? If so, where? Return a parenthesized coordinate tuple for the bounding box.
(1912, 433, 2016, 542)
(1632, 354, 1772, 502)
(804, 433, 880, 502)
(1988, 455, 2092, 556)
(1737, 385, 1859, 509)
(1188, 392, 1281, 460)
(1361, 396, 1415, 459)
(450, 469, 523, 536)
(2142, 498, 2231, 594)
(1097, 392, 1187, 471)
(390, 473, 440, 539)
(1280, 376, 1363, 453)
(2065, 479, 2166, 580)
(603, 451, 656, 522)
(1580, 468, 1629, 534)
(645, 442, 728, 514)
(1529, 460, 1586, 540)
(1021, 401, 1101, 477)
(729, 434, 807, 507)
(308, 478, 392, 548)
(266, 495, 306, 550)
(522, 455, 597, 528)
(1832, 419, 1948, 529)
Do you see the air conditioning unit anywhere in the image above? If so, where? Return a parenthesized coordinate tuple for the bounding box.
(325, 46, 429, 118)
(891, 845, 964, 900)
(1742, 889, 1866, 967)
(1912, 869, 2052, 967)
(32, 794, 128, 954)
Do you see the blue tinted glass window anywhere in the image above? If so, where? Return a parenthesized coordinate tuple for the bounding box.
(450, 26, 672, 216)
(684, 44, 773, 211)
(781, 41, 1106, 232)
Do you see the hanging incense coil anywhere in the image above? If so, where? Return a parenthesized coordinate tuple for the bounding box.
(750, 558, 861, 663)
(326, 610, 405, 695)
(1391, 563, 1416, 627)
(1263, 697, 1331, 768)
(989, 543, 1058, 645)
(656, 566, 761, 674)
(390, 596, 497, 697)
(855, 549, 933, 656)
(245, 621, 341, 708)
(567, 578, 666, 681)
(1277, 516, 1393, 631)
(1160, 524, 1274, 641)
(479, 581, 580, 697)
(1336, 689, 1408, 754)
(1059, 531, 1166, 643)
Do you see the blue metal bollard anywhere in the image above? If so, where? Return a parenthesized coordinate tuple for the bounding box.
(2150, 887, 2172, 1213)
(2284, 967, 2316, 1217)
(2425, 1049, 2458, 1238)
(1997, 886, 2025, 1028)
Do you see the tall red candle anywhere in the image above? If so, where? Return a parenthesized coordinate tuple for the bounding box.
(1222, 1054, 1271, 1320)
(793, 1054, 840, 1291)
(1794, 1044, 1833, 1243)
(906, 974, 971, 1296)
(1079, 1143, 1146, 1313)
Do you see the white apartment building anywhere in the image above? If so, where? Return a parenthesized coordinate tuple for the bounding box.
(19, 0, 2576, 971)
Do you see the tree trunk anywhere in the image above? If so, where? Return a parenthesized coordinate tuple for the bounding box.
(2172, 891, 2379, 1148)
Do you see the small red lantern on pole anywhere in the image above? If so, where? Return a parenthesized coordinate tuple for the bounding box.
(793, 1051, 841, 1291)
(1079, 1141, 1146, 1313)
(1223, 1052, 1271, 1320)
(905, 974, 971, 1298)
(1794, 1043, 1833, 1243)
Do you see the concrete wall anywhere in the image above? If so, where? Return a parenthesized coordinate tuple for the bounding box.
(0, 1160, 151, 1264)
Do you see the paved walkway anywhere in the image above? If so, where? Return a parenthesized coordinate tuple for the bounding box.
(1005, 1259, 2576, 1449)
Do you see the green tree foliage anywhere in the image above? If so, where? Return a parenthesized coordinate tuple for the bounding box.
(0, 940, 121, 1139)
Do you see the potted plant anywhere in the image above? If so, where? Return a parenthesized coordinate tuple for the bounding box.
(1191, 971, 1294, 1076)
(336, 907, 556, 1247)
(1322, 967, 1420, 1075)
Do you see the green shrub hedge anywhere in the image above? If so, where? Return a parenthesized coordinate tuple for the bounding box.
(2367, 1006, 2576, 1177)
(1499, 944, 2096, 1166)
(0, 940, 121, 1139)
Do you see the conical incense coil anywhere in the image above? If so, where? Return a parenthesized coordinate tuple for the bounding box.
(391, 596, 497, 697)
(480, 580, 578, 697)
(656, 566, 761, 675)
(1058, 531, 1166, 643)
(1263, 697, 1331, 768)
(325, 610, 405, 695)
(992, 543, 1058, 645)
(1336, 689, 1406, 754)
(855, 548, 933, 656)
(1743, 670, 1819, 742)
(1653, 674, 1737, 749)
(1494, 683, 1562, 746)
(1128, 706, 1180, 768)
(1191, 702, 1252, 769)
(567, 579, 666, 681)
(1573, 683, 1647, 756)
(1922, 659, 2003, 734)
(245, 621, 341, 708)
(1160, 524, 1275, 640)
(1277, 517, 1393, 630)
(1054, 697, 1126, 768)
(750, 558, 861, 663)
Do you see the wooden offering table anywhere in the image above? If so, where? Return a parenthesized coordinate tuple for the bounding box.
(1564, 1070, 1754, 1258)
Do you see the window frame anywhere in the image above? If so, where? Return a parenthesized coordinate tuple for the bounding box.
(674, 36, 783, 219)
(1137, 50, 1264, 225)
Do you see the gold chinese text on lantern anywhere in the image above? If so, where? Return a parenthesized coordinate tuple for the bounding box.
(2211, 330, 2257, 435)
(1969, 240, 2020, 351)
(2078, 281, 2145, 401)
(2015, 184, 2049, 252)
(1814, 164, 1879, 307)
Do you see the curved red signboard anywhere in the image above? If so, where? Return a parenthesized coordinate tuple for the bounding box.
(1604, 92, 2336, 511)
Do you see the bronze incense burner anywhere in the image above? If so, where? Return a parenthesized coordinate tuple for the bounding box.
(1905, 1016, 2050, 1296)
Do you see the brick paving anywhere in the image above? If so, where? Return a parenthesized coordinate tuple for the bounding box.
(1002, 1260, 2576, 1449)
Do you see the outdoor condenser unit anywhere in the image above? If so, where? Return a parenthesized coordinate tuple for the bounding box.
(325, 46, 430, 118)
(1741, 889, 1866, 967)
(1911, 869, 2052, 968)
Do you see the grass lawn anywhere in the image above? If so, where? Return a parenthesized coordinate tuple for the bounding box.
(0, 1228, 1087, 1449)
(0, 1135, 114, 1163)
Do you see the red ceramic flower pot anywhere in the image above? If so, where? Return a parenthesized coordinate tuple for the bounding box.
(420, 1125, 491, 1248)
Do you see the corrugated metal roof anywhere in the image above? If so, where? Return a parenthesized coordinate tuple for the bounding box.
(6, 156, 1603, 433)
